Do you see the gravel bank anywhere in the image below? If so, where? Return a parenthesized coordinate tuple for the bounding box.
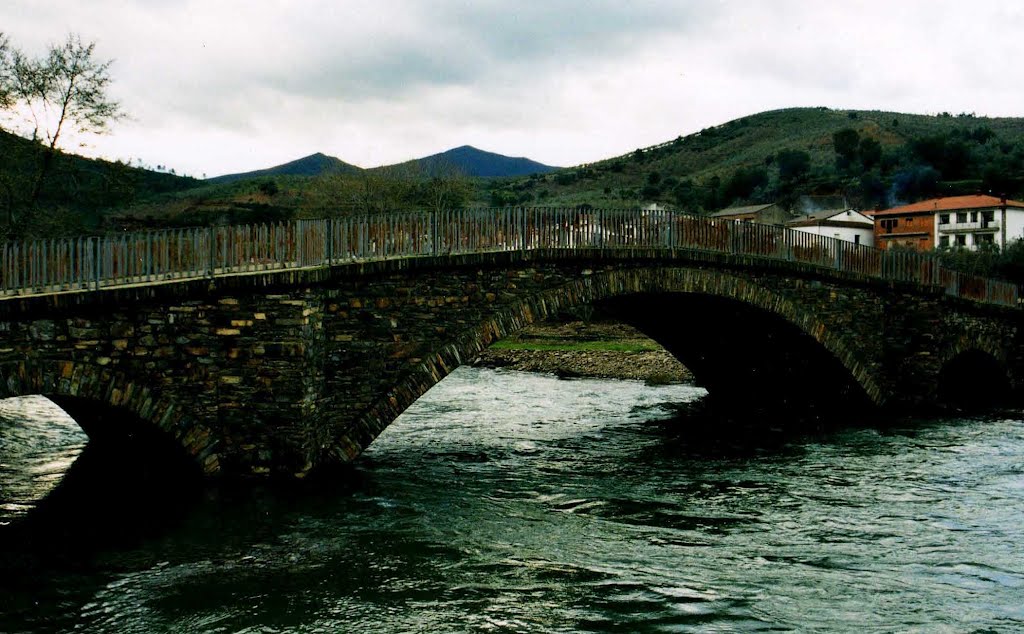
(471, 321, 693, 384)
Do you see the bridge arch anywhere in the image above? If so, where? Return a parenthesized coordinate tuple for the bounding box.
(0, 360, 220, 475)
(937, 346, 1012, 410)
(327, 267, 879, 464)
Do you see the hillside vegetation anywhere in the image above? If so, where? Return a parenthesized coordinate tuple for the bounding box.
(487, 108, 1024, 211)
(0, 129, 198, 235)
(134, 108, 1024, 228)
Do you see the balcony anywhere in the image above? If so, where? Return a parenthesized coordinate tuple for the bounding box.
(937, 219, 1000, 233)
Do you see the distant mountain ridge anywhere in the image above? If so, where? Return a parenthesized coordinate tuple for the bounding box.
(403, 145, 559, 178)
(208, 146, 559, 183)
(207, 152, 362, 184)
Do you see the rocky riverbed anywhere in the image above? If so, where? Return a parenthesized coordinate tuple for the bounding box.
(471, 321, 693, 384)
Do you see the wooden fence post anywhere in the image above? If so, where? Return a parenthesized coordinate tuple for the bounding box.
(90, 237, 99, 290)
(432, 210, 438, 257)
(208, 226, 216, 278)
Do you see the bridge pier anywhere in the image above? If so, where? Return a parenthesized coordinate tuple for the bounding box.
(196, 290, 328, 475)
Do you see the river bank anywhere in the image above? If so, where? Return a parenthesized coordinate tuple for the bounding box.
(471, 320, 692, 384)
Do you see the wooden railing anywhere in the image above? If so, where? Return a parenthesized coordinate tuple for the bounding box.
(0, 207, 1018, 307)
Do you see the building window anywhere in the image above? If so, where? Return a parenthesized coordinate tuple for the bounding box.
(977, 233, 995, 245)
(955, 235, 967, 246)
(880, 219, 897, 233)
(982, 210, 994, 227)
(905, 217, 913, 223)
(939, 235, 950, 247)
(957, 212, 968, 223)
(970, 211, 978, 222)
(854, 234, 861, 245)
(939, 214, 950, 224)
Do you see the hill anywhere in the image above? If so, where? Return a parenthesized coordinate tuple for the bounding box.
(124, 145, 558, 227)
(0, 129, 199, 235)
(207, 146, 557, 184)
(207, 152, 362, 184)
(486, 108, 1024, 211)
(389, 145, 559, 178)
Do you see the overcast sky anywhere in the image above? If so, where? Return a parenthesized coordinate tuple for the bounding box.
(3, 1, 1023, 178)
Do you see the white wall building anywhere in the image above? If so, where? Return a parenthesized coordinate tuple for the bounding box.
(931, 195, 1024, 250)
(785, 209, 875, 247)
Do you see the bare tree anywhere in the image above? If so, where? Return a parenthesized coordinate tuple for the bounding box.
(0, 33, 125, 234)
(0, 32, 14, 111)
(303, 158, 474, 217)
(305, 172, 354, 215)
(357, 164, 418, 214)
(0, 32, 23, 228)
(7, 34, 123, 204)
(420, 159, 471, 213)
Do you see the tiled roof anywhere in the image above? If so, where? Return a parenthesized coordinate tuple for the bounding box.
(792, 208, 846, 222)
(869, 195, 1024, 217)
(788, 208, 872, 224)
(710, 203, 775, 218)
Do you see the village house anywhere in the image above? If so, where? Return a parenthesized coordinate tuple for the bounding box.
(870, 194, 1024, 251)
(932, 194, 1024, 249)
(785, 208, 874, 247)
(868, 203, 935, 251)
(710, 202, 792, 225)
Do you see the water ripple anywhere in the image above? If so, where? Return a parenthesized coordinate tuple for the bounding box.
(1, 368, 1023, 632)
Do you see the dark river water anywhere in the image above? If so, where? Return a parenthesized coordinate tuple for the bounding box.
(1, 367, 1023, 633)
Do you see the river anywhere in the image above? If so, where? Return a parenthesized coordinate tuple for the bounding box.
(1, 367, 1023, 632)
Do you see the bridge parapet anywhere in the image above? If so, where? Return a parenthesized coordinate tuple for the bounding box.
(0, 208, 1017, 307)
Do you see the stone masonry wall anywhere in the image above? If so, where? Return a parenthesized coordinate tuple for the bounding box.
(0, 250, 1016, 478)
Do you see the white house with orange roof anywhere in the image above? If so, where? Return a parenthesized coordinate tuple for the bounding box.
(785, 208, 874, 247)
(870, 194, 1024, 251)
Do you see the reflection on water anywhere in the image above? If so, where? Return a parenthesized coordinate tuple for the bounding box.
(1, 367, 1023, 632)
(0, 396, 87, 522)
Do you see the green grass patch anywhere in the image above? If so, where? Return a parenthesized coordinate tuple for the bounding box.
(489, 339, 662, 353)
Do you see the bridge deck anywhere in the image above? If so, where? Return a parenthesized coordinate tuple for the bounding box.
(0, 208, 1017, 307)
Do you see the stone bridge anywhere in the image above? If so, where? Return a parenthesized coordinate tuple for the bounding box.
(0, 209, 1021, 477)
(1, 247, 1021, 478)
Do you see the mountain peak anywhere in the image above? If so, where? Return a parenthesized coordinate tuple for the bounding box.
(415, 145, 559, 178)
(207, 152, 361, 184)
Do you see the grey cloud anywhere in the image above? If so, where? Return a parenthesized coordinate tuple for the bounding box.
(8, 0, 1024, 178)
(250, 2, 719, 102)
(15, 1, 719, 138)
